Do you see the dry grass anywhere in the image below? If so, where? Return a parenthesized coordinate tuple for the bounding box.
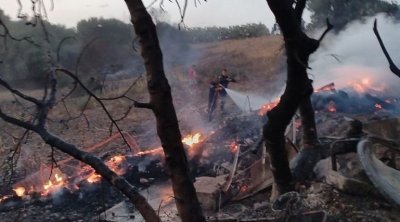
(188, 35, 285, 96)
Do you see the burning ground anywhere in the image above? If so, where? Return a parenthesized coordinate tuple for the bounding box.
(1, 17, 400, 221)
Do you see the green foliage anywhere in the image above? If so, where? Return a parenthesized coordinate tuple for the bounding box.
(75, 18, 137, 78)
(0, 9, 76, 87)
(184, 23, 270, 43)
(307, 0, 399, 31)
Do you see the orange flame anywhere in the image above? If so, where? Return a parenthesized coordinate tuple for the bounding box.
(182, 133, 202, 147)
(350, 78, 373, 93)
(0, 195, 11, 203)
(240, 184, 248, 193)
(86, 173, 101, 184)
(13, 187, 26, 197)
(136, 147, 163, 156)
(327, 101, 337, 112)
(107, 155, 126, 175)
(258, 98, 280, 116)
(85, 154, 127, 184)
(375, 104, 383, 109)
(230, 141, 238, 153)
(42, 173, 65, 195)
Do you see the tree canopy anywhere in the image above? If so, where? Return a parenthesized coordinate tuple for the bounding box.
(307, 0, 400, 31)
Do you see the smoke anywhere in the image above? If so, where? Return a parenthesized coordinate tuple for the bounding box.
(309, 14, 400, 96)
(225, 88, 274, 112)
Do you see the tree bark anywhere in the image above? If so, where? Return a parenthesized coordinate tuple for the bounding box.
(264, 0, 322, 197)
(124, 1, 205, 221)
(299, 97, 318, 148)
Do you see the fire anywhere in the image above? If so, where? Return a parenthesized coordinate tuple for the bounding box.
(43, 180, 54, 190)
(42, 173, 65, 195)
(327, 101, 337, 112)
(135, 147, 163, 156)
(107, 155, 126, 175)
(240, 184, 248, 193)
(346, 77, 372, 93)
(86, 173, 101, 184)
(13, 187, 26, 197)
(0, 195, 11, 203)
(258, 98, 280, 116)
(55, 173, 63, 182)
(375, 103, 383, 109)
(230, 141, 238, 153)
(85, 154, 127, 183)
(182, 133, 202, 147)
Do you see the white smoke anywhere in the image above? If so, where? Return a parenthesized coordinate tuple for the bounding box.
(309, 14, 400, 96)
(224, 87, 283, 112)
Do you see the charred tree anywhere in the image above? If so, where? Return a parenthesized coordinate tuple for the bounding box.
(299, 97, 318, 148)
(0, 76, 160, 221)
(373, 19, 400, 77)
(263, 0, 332, 200)
(124, 1, 206, 221)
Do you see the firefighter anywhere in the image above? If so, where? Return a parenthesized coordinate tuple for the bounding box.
(207, 68, 237, 121)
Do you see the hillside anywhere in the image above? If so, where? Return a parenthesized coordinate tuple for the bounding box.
(191, 35, 285, 95)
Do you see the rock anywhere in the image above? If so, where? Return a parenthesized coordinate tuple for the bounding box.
(194, 176, 226, 211)
(325, 170, 377, 196)
(314, 158, 333, 180)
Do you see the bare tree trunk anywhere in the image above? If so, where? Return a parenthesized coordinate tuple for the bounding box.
(299, 97, 318, 148)
(124, 1, 205, 221)
(263, 0, 331, 199)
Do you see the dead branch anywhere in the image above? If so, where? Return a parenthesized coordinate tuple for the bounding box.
(124, 0, 206, 220)
(55, 68, 134, 149)
(373, 19, 400, 77)
(0, 19, 40, 48)
(99, 75, 143, 101)
(115, 104, 135, 121)
(0, 79, 42, 106)
(0, 76, 160, 221)
(4, 129, 30, 185)
(57, 36, 75, 62)
(318, 19, 333, 43)
(134, 101, 154, 110)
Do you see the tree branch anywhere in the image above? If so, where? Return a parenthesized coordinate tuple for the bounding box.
(0, 105, 159, 221)
(134, 101, 154, 110)
(0, 19, 40, 48)
(57, 36, 75, 63)
(373, 19, 400, 77)
(0, 108, 38, 132)
(318, 19, 333, 43)
(0, 78, 43, 106)
(99, 75, 143, 101)
(55, 68, 135, 150)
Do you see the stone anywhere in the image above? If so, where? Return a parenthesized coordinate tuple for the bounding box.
(325, 170, 377, 196)
(194, 176, 227, 211)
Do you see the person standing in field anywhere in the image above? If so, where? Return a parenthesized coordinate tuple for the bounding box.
(207, 68, 236, 121)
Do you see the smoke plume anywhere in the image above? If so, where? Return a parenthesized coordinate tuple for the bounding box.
(309, 14, 400, 96)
